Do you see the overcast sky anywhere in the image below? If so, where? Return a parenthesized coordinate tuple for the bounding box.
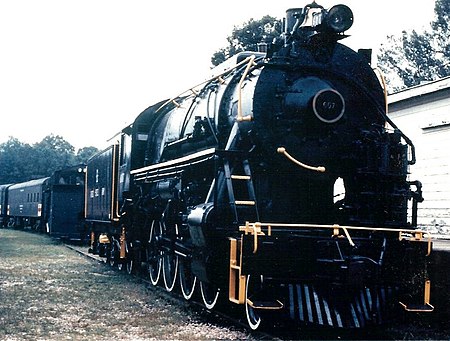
(0, 0, 436, 151)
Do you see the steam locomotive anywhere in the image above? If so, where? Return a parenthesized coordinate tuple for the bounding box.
(85, 2, 433, 329)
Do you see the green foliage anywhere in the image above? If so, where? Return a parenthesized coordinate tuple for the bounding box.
(377, 0, 450, 92)
(33, 135, 76, 177)
(211, 15, 282, 66)
(0, 138, 35, 183)
(0, 135, 99, 184)
(76, 146, 100, 164)
(432, 0, 450, 34)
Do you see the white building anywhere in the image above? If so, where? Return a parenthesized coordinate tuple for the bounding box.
(388, 76, 450, 235)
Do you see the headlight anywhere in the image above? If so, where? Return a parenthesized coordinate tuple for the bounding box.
(325, 4, 353, 33)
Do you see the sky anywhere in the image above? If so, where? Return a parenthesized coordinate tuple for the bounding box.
(0, 0, 436, 151)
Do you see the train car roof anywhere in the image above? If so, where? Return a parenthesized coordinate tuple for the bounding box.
(0, 184, 13, 190)
(8, 177, 50, 190)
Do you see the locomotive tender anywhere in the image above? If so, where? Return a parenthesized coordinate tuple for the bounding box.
(86, 2, 433, 329)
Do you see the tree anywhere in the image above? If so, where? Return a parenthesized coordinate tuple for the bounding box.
(0, 134, 96, 184)
(76, 146, 99, 164)
(431, 0, 450, 74)
(33, 134, 76, 178)
(211, 15, 282, 66)
(0, 137, 36, 183)
(432, 0, 450, 47)
(377, 0, 450, 92)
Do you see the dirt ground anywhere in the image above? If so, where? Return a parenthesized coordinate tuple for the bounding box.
(0, 229, 256, 341)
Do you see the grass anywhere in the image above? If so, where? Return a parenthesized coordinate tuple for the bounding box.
(0, 229, 254, 340)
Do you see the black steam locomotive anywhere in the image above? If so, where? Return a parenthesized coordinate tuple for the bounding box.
(86, 2, 433, 329)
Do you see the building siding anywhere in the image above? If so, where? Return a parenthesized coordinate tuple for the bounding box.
(388, 77, 450, 235)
